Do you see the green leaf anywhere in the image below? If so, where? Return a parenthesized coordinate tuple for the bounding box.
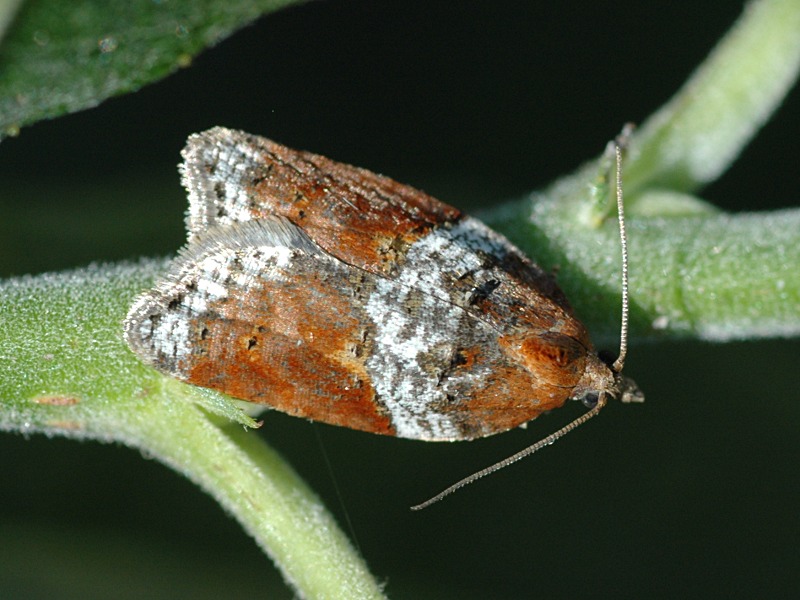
(0, 0, 305, 139)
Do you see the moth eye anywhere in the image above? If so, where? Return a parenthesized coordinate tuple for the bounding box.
(581, 393, 599, 408)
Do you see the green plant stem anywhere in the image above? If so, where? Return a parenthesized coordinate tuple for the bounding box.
(140, 406, 386, 600)
(483, 0, 800, 344)
(486, 199, 800, 344)
(626, 0, 800, 194)
(0, 0, 23, 44)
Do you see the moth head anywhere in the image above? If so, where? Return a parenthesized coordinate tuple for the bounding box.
(577, 349, 643, 412)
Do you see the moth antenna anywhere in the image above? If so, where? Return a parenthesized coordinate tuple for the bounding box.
(611, 125, 632, 373)
(410, 394, 607, 511)
(412, 126, 635, 511)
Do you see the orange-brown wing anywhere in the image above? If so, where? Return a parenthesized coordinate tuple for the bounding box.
(180, 127, 586, 344)
(124, 217, 586, 441)
(180, 126, 462, 276)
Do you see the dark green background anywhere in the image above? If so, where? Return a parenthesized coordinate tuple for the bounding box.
(1, 2, 798, 598)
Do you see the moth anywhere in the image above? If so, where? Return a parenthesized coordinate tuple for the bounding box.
(124, 127, 642, 507)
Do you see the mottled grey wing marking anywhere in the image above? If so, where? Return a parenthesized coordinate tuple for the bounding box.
(124, 216, 324, 375)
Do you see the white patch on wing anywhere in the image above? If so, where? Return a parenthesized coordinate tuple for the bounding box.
(365, 218, 503, 440)
(181, 127, 269, 238)
(124, 217, 321, 378)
